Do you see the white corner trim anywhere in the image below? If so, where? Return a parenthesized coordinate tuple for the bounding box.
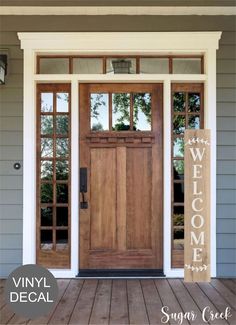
(2, 6, 236, 16)
(19, 32, 221, 278)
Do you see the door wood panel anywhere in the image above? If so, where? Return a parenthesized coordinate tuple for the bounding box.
(79, 83, 163, 271)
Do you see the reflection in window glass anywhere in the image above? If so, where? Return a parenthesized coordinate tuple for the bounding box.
(140, 58, 169, 74)
(41, 93, 53, 112)
(56, 160, 69, 180)
(56, 230, 68, 250)
(73, 58, 103, 74)
(56, 115, 69, 134)
(56, 138, 69, 157)
(133, 93, 151, 131)
(188, 115, 200, 129)
(188, 93, 200, 112)
(112, 93, 130, 130)
(56, 207, 68, 226)
(173, 115, 185, 135)
(173, 138, 184, 158)
(39, 58, 69, 74)
(106, 58, 136, 74)
(173, 92, 185, 112)
(173, 212, 184, 250)
(41, 207, 53, 226)
(41, 161, 53, 180)
(41, 183, 53, 203)
(41, 230, 53, 250)
(41, 138, 53, 157)
(174, 182, 184, 203)
(41, 115, 53, 135)
(90, 93, 109, 131)
(173, 160, 184, 180)
(173, 58, 201, 74)
(56, 184, 68, 203)
(56, 93, 69, 112)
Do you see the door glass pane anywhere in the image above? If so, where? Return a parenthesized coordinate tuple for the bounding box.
(56, 184, 68, 203)
(41, 207, 53, 226)
(73, 58, 103, 74)
(41, 93, 53, 112)
(56, 230, 68, 250)
(90, 93, 109, 131)
(173, 160, 184, 180)
(173, 115, 185, 135)
(112, 93, 130, 130)
(41, 230, 53, 250)
(188, 115, 200, 129)
(56, 207, 68, 226)
(41, 161, 53, 180)
(41, 138, 53, 157)
(41, 115, 53, 135)
(140, 58, 169, 74)
(41, 183, 53, 203)
(56, 160, 69, 180)
(188, 93, 200, 112)
(173, 210, 184, 250)
(174, 182, 184, 203)
(56, 138, 69, 157)
(133, 93, 151, 131)
(173, 138, 184, 158)
(173, 92, 185, 112)
(106, 58, 136, 74)
(173, 58, 201, 74)
(39, 58, 69, 74)
(56, 115, 69, 134)
(56, 93, 69, 112)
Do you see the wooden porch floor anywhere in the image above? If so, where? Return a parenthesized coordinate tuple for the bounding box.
(1, 278, 236, 325)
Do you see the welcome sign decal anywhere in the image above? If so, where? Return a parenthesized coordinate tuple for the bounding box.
(184, 129, 211, 282)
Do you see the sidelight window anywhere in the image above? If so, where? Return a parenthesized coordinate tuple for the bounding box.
(171, 83, 204, 268)
(37, 84, 71, 268)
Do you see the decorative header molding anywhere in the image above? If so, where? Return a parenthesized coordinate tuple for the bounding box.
(1, 6, 236, 15)
(18, 32, 222, 52)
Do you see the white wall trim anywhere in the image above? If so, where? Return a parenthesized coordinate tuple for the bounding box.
(2, 6, 236, 15)
(19, 32, 221, 278)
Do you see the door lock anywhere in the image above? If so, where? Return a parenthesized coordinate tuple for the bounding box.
(80, 167, 88, 209)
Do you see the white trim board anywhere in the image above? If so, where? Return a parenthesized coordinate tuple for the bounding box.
(2, 6, 236, 15)
(18, 32, 221, 278)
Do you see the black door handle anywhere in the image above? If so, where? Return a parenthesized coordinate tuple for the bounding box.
(80, 168, 88, 209)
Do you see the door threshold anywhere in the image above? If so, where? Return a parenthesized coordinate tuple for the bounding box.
(77, 269, 165, 278)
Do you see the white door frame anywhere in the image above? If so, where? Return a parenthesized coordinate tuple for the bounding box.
(18, 32, 221, 278)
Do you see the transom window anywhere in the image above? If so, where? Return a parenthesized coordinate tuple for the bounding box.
(37, 55, 204, 75)
(90, 92, 152, 131)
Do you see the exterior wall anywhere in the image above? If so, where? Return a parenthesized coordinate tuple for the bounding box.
(0, 15, 235, 277)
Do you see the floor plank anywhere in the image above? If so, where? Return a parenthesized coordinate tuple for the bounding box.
(0, 286, 6, 309)
(7, 314, 28, 325)
(0, 304, 15, 325)
(127, 280, 149, 325)
(219, 279, 236, 295)
(28, 279, 70, 325)
(69, 280, 98, 325)
(155, 279, 189, 325)
(198, 282, 236, 325)
(168, 279, 202, 325)
(89, 280, 112, 325)
(49, 279, 84, 324)
(141, 279, 163, 325)
(110, 280, 129, 325)
(210, 279, 236, 309)
(182, 281, 228, 325)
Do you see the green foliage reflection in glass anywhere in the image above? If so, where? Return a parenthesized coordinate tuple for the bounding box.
(90, 93, 109, 131)
(112, 93, 130, 130)
(133, 93, 151, 131)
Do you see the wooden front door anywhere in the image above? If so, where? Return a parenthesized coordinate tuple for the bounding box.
(79, 84, 163, 274)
